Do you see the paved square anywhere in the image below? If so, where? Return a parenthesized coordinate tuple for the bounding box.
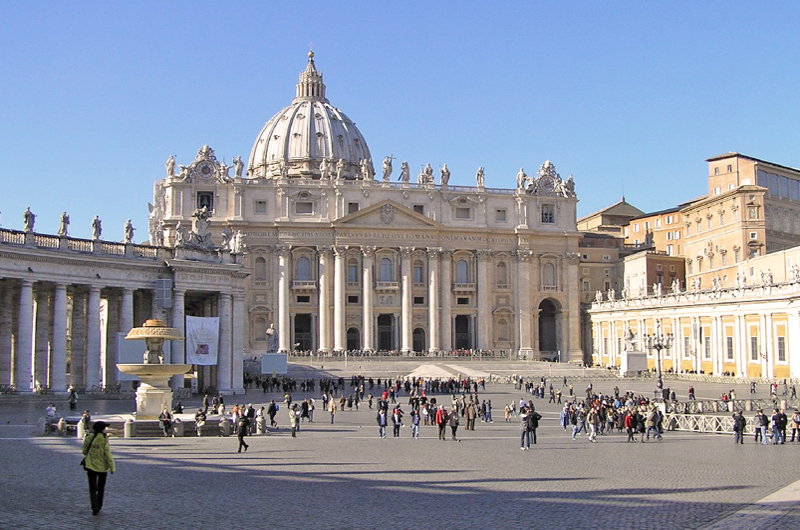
(1, 362, 799, 529)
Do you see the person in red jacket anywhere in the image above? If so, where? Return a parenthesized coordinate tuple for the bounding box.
(435, 405, 449, 441)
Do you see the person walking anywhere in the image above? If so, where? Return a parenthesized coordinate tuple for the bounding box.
(588, 407, 599, 443)
(377, 408, 387, 439)
(754, 409, 768, 444)
(68, 385, 78, 411)
(732, 410, 746, 444)
(449, 407, 460, 441)
(625, 409, 637, 443)
(81, 421, 115, 516)
(790, 409, 800, 443)
(435, 405, 448, 441)
(267, 399, 278, 427)
(237, 415, 250, 452)
(392, 406, 404, 437)
(289, 403, 299, 438)
(329, 399, 336, 424)
(527, 406, 541, 446)
(410, 408, 420, 439)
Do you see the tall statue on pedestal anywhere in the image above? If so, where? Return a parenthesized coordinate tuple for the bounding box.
(440, 164, 450, 186)
(399, 161, 410, 183)
(233, 156, 244, 178)
(23, 207, 35, 233)
(382, 156, 393, 182)
(476, 167, 485, 188)
(124, 219, 135, 243)
(57, 212, 69, 237)
(91, 216, 102, 241)
(266, 322, 278, 352)
(165, 155, 176, 177)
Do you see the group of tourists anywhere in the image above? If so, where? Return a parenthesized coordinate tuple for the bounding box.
(732, 408, 800, 444)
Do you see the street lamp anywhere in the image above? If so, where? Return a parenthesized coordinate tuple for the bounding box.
(644, 320, 674, 395)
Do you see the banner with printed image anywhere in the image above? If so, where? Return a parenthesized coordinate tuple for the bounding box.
(185, 316, 219, 366)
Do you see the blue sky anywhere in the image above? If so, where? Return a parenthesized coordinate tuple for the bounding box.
(2, 2, 799, 239)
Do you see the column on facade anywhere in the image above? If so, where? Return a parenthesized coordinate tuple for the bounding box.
(231, 293, 245, 393)
(333, 246, 347, 352)
(564, 254, 583, 362)
(362, 246, 375, 352)
(85, 285, 102, 389)
(710, 316, 720, 377)
(789, 311, 800, 379)
(121, 288, 134, 334)
(14, 280, 34, 391)
(0, 282, 12, 386)
(400, 247, 413, 353)
(218, 292, 232, 393)
(763, 313, 773, 378)
(427, 248, 441, 353)
(690, 316, 700, 374)
(476, 250, 492, 350)
(514, 250, 533, 357)
(170, 289, 185, 391)
(715, 315, 726, 377)
(70, 290, 86, 389)
(33, 288, 51, 388)
(672, 317, 681, 373)
(277, 246, 290, 353)
(103, 291, 120, 388)
(732, 314, 742, 376)
(317, 246, 331, 353)
(50, 284, 68, 392)
(440, 250, 453, 351)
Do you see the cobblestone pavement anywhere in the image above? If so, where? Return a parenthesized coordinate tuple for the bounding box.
(1, 363, 799, 529)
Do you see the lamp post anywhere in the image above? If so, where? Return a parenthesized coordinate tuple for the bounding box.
(644, 320, 673, 396)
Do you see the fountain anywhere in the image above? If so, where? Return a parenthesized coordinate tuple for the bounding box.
(118, 319, 190, 419)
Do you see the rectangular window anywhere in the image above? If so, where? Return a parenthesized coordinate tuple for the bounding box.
(457, 297, 469, 305)
(254, 200, 267, 214)
(683, 336, 691, 358)
(750, 336, 759, 361)
(582, 280, 590, 291)
(413, 204, 424, 215)
(413, 296, 425, 305)
(719, 213, 725, 225)
(657, 264, 663, 271)
(726, 336, 734, 360)
(296, 202, 313, 214)
(495, 208, 507, 222)
(707, 217, 712, 229)
(749, 232, 757, 240)
(644, 221, 650, 230)
(696, 221, 701, 233)
(666, 215, 673, 224)
(666, 245, 673, 256)
(541, 204, 555, 224)
(704, 337, 711, 360)
(727, 164, 732, 173)
(347, 295, 359, 304)
(603, 254, 611, 261)
(348, 202, 360, 214)
(778, 337, 786, 362)
(670, 265, 675, 272)
(714, 167, 719, 175)
(297, 295, 310, 303)
(413, 265, 424, 284)
(655, 219, 661, 228)
(455, 207, 471, 219)
(633, 224, 640, 233)
(721, 253, 727, 266)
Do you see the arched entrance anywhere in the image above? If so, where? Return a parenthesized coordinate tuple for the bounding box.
(538, 299, 560, 360)
(346, 327, 360, 351)
(412, 328, 426, 353)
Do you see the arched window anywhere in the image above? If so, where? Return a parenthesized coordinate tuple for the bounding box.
(347, 259, 359, 283)
(496, 262, 507, 286)
(456, 259, 469, 283)
(296, 256, 311, 281)
(379, 257, 393, 282)
(254, 257, 267, 282)
(497, 318, 509, 341)
(543, 262, 556, 286)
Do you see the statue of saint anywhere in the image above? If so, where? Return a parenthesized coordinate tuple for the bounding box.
(220, 225, 233, 250)
(424, 163, 433, 184)
(220, 161, 231, 181)
(440, 164, 450, 186)
(417, 167, 426, 184)
(266, 322, 278, 352)
(399, 161, 410, 183)
(382, 156, 393, 181)
(174, 222, 186, 247)
(154, 221, 164, 247)
(91, 216, 102, 241)
(319, 157, 329, 179)
(22, 207, 35, 233)
(57, 211, 69, 238)
(564, 174, 576, 197)
(623, 327, 637, 352)
(178, 165, 190, 181)
(123, 219, 135, 243)
(165, 155, 176, 177)
(230, 230, 246, 254)
(476, 167, 485, 187)
(335, 158, 344, 180)
(233, 156, 244, 178)
(361, 158, 374, 180)
(516, 168, 527, 189)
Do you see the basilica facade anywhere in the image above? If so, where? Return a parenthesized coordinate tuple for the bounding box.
(151, 53, 585, 362)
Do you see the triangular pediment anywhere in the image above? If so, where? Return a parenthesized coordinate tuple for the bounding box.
(334, 200, 442, 229)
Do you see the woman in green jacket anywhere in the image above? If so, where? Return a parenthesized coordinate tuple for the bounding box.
(82, 421, 115, 516)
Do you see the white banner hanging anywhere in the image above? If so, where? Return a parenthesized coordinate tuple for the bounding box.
(185, 316, 219, 366)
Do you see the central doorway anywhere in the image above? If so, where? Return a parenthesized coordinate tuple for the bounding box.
(454, 315, 472, 349)
(294, 314, 312, 351)
(377, 314, 394, 351)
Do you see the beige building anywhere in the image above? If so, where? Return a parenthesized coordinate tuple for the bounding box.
(150, 53, 586, 362)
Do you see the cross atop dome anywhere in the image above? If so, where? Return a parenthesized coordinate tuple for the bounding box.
(296, 50, 326, 101)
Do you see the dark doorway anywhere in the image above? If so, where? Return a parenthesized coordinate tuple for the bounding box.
(377, 314, 394, 351)
(294, 314, 312, 351)
(538, 299, 558, 354)
(413, 328, 426, 352)
(454, 315, 472, 349)
(347, 327, 360, 351)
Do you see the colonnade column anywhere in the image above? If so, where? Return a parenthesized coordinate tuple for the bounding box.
(34, 288, 51, 388)
(317, 247, 331, 353)
(15, 280, 34, 391)
(427, 248, 441, 354)
(514, 250, 533, 358)
(277, 245, 290, 353)
(362, 246, 375, 352)
(170, 289, 185, 391)
(0, 282, 12, 386)
(763, 313, 773, 378)
(231, 293, 245, 393)
(85, 285, 102, 389)
(400, 247, 413, 354)
(476, 250, 491, 350)
(789, 311, 800, 379)
(218, 293, 232, 393)
(70, 290, 86, 389)
(121, 288, 134, 334)
(333, 246, 347, 352)
(103, 292, 119, 387)
(440, 250, 453, 351)
(50, 284, 68, 392)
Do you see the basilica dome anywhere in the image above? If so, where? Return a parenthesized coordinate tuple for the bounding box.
(247, 52, 374, 180)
